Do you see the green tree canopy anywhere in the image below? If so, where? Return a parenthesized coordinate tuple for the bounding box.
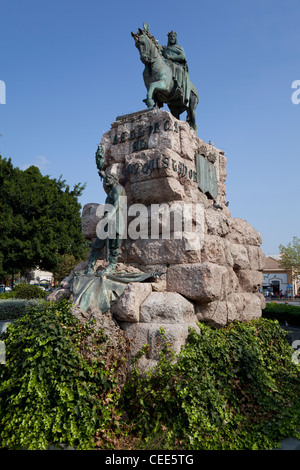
(279, 236, 300, 281)
(53, 253, 87, 283)
(0, 156, 88, 280)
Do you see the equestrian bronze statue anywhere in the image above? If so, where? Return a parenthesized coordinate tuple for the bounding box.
(132, 25, 199, 130)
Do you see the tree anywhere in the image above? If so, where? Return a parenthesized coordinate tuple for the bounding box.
(53, 252, 90, 284)
(0, 156, 88, 284)
(279, 236, 300, 284)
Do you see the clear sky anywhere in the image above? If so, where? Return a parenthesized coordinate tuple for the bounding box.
(0, 0, 299, 255)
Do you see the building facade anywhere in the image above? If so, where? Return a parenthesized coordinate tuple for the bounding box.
(262, 255, 299, 297)
(30, 269, 53, 286)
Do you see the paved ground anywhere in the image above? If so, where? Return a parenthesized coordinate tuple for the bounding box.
(276, 436, 300, 450)
(266, 299, 300, 306)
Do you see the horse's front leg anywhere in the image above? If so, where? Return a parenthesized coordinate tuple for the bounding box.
(144, 80, 166, 108)
(143, 95, 155, 108)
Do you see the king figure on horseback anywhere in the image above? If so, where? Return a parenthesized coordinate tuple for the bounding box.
(132, 25, 199, 131)
(160, 30, 192, 108)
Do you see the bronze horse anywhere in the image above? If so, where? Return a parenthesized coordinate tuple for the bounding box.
(132, 27, 199, 131)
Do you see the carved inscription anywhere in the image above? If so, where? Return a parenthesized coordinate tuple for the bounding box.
(112, 119, 178, 153)
(122, 155, 197, 183)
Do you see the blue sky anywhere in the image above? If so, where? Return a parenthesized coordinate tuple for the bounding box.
(0, 0, 299, 255)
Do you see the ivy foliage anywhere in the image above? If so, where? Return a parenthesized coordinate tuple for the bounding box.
(0, 300, 122, 450)
(123, 320, 300, 450)
(1, 299, 299, 451)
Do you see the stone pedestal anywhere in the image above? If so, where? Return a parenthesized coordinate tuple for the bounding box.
(74, 108, 265, 371)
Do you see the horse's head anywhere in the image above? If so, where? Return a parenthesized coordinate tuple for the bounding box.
(131, 28, 158, 64)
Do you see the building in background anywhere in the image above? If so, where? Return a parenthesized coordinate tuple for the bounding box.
(30, 269, 54, 287)
(262, 255, 299, 297)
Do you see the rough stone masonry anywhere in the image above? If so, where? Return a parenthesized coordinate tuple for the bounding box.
(53, 108, 266, 372)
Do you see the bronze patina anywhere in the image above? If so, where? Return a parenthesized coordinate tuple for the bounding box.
(71, 271, 163, 313)
(71, 143, 164, 312)
(85, 144, 126, 275)
(195, 154, 218, 201)
(132, 25, 199, 130)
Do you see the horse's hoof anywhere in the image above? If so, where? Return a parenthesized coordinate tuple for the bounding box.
(143, 98, 154, 108)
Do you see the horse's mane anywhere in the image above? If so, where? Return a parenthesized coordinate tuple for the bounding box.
(140, 29, 160, 52)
